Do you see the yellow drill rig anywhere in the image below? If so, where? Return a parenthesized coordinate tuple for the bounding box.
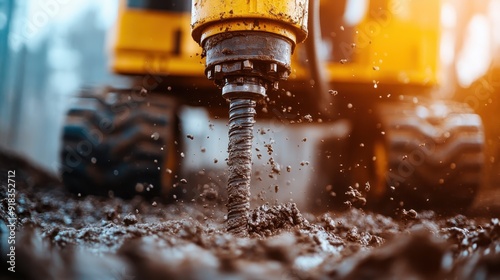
(60, 0, 485, 220)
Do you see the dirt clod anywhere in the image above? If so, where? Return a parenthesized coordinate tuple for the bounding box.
(123, 214, 138, 225)
(249, 203, 308, 237)
(345, 186, 367, 207)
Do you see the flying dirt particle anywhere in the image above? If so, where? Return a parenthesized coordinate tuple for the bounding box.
(214, 158, 218, 164)
(275, 185, 279, 193)
(135, 183, 144, 193)
(329, 89, 338, 96)
(345, 186, 367, 207)
(303, 114, 313, 123)
(201, 147, 206, 153)
(173, 194, 177, 199)
(166, 168, 173, 174)
(365, 182, 371, 192)
(286, 166, 292, 172)
(360, 143, 365, 147)
(340, 59, 348, 64)
(201, 185, 218, 201)
(439, 178, 444, 184)
(325, 184, 332, 192)
(123, 214, 138, 226)
(180, 179, 188, 184)
(91, 157, 97, 164)
(373, 80, 379, 89)
(340, 25, 345, 31)
(151, 132, 160, 140)
(302, 138, 307, 142)
(450, 163, 456, 170)
(187, 134, 194, 140)
(264, 143, 274, 155)
(270, 159, 281, 174)
(402, 155, 408, 160)
(347, 103, 353, 109)
(286, 91, 292, 97)
(402, 209, 418, 220)
(152, 201, 157, 207)
(373, 66, 380, 71)
(351, 43, 356, 48)
(180, 152, 185, 158)
(300, 161, 309, 166)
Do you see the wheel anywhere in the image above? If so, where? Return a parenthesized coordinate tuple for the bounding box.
(312, 98, 485, 212)
(60, 88, 181, 198)
(377, 99, 484, 211)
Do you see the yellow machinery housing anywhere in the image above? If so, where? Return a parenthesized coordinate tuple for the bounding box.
(294, 0, 440, 88)
(111, 0, 439, 92)
(111, 0, 204, 78)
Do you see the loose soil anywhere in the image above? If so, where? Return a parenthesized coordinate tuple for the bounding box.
(1, 149, 499, 280)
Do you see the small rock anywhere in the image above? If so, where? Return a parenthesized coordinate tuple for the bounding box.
(123, 214, 138, 226)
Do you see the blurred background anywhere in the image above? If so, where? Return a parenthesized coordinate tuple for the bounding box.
(0, 0, 127, 172)
(0, 0, 499, 185)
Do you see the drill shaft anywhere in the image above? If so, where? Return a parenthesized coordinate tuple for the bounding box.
(226, 98, 257, 236)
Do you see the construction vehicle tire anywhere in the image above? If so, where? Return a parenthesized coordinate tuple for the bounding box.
(375, 99, 484, 211)
(314, 98, 484, 212)
(60, 88, 181, 199)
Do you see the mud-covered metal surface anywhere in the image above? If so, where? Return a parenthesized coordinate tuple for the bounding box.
(1, 149, 500, 280)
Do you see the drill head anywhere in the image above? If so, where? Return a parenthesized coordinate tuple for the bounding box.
(226, 98, 257, 236)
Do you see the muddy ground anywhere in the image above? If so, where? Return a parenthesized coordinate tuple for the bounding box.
(0, 148, 499, 280)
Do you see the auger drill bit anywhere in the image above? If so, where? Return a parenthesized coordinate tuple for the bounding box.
(223, 79, 265, 235)
(191, 0, 309, 236)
